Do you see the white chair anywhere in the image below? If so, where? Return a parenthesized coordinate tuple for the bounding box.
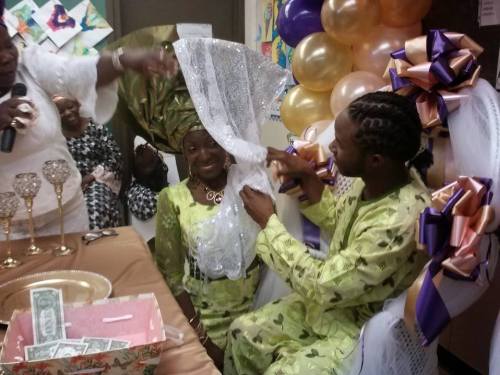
(129, 136, 180, 243)
(347, 292, 439, 375)
(347, 235, 498, 375)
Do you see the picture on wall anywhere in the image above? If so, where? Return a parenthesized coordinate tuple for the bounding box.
(9, 0, 47, 45)
(59, 36, 98, 56)
(32, 0, 82, 48)
(261, 0, 273, 42)
(62, 0, 112, 53)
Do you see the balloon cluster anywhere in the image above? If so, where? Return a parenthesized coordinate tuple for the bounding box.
(277, 0, 432, 135)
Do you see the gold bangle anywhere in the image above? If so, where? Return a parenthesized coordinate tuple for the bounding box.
(200, 334, 209, 346)
(188, 315, 198, 325)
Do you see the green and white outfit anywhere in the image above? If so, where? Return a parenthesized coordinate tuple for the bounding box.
(225, 170, 430, 374)
(155, 180, 260, 349)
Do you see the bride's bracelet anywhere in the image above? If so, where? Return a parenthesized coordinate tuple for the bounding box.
(200, 334, 209, 346)
(188, 312, 209, 345)
(188, 314, 198, 325)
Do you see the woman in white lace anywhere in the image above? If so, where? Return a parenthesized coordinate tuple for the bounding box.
(0, 8, 177, 239)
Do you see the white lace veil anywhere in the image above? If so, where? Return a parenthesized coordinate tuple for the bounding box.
(173, 38, 289, 280)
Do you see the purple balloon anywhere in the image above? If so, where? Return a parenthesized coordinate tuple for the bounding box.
(277, 0, 324, 48)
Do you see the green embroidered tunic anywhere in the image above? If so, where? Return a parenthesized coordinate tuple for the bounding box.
(225, 170, 430, 374)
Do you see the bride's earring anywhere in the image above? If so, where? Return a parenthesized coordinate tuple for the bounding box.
(188, 164, 197, 184)
(224, 155, 232, 171)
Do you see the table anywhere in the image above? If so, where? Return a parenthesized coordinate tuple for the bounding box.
(0, 227, 220, 375)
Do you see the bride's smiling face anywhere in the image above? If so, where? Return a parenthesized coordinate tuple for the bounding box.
(183, 130, 227, 181)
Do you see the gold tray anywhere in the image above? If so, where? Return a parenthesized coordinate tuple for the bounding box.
(0, 270, 112, 324)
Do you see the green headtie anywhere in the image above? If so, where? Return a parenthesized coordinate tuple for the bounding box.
(108, 25, 202, 153)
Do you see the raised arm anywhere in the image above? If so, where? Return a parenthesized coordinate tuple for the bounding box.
(96, 48, 178, 88)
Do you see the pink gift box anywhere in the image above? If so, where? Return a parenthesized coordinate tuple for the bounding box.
(1, 293, 167, 375)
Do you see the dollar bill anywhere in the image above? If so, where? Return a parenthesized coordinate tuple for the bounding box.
(63, 339, 83, 343)
(24, 341, 60, 361)
(109, 339, 130, 350)
(52, 342, 88, 359)
(82, 337, 111, 354)
(30, 288, 66, 345)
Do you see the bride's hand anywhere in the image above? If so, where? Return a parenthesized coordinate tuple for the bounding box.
(240, 185, 274, 229)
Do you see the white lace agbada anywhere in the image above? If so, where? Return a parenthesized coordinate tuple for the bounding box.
(174, 38, 289, 280)
(0, 46, 118, 239)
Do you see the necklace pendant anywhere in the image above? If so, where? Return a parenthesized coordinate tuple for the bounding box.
(214, 193, 223, 204)
(203, 185, 224, 205)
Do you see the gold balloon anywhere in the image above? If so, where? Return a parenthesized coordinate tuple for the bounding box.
(292, 32, 352, 92)
(380, 0, 432, 28)
(353, 23, 422, 77)
(330, 71, 386, 116)
(321, 0, 381, 45)
(280, 85, 333, 136)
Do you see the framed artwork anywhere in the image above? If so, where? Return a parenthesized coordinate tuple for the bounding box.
(10, 0, 47, 45)
(261, 0, 273, 42)
(62, 0, 112, 53)
(59, 36, 98, 56)
(32, 0, 81, 48)
(40, 38, 59, 53)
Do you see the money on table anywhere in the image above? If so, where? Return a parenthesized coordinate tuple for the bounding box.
(30, 288, 66, 345)
(1, 291, 165, 374)
(25, 288, 130, 361)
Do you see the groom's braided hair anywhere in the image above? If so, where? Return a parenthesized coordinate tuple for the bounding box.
(347, 91, 433, 176)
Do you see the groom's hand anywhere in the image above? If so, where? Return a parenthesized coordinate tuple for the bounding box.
(240, 185, 275, 229)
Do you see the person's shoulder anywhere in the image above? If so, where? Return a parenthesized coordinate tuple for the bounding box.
(127, 180, 150, 195)
(401, 169, 431, 210)
(20, 45, 57, 68)
(89, 120, 103, 129)
(359, 179, 429, 228)
(380, 176, 430, 227)
(158, 179, 189, 201)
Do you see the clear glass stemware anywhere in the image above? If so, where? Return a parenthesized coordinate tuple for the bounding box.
(13, 173, 43, 256)
(42, 160, 74, 257)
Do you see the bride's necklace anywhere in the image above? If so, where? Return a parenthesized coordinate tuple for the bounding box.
(199, 182, 224, 205)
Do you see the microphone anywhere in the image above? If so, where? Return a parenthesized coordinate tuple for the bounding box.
(1, 83, 28, 153)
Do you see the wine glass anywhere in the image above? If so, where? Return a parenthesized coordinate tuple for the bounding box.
(13, 173, 43, 256)
(0, 192, 21, 268)
(42, 160, 73, 257)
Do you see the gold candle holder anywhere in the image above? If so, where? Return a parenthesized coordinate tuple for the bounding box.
(42, 160, 74, 257)
(13, 173, 43, 256)
(0, 192, 21, 269)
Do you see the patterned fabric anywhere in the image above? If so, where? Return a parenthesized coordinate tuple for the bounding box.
(127, 181, 158, 221)
(84, 181, 120, 231)
(66, 121, 122, 230)
(108, 25, 202, 153)
(155, 180, 260, 349)
(225, 170, 430, 374)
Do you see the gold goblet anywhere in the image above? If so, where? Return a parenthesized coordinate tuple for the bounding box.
(42, 160, 73, 257)
(13, 173, 43, 256)
(0, 192, 21, 268)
